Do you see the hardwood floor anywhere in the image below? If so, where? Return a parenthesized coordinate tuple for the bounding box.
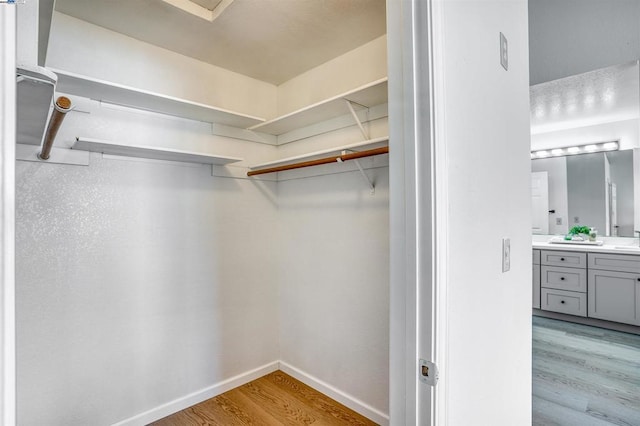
(150, 371, 378, 425)
(532, 316, 640, 426)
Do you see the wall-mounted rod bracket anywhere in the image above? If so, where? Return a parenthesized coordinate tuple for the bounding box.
(345, 99, 369, 140)
(339, 150, 375, 194)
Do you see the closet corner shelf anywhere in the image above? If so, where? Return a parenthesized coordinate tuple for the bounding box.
(248, 136, 389, 171)
(51, 68, 266, 128)
(72, 137, 243, 165)
(248, 78, 388, 135)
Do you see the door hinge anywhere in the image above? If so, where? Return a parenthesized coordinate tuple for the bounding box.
(419, 359, 439, 386)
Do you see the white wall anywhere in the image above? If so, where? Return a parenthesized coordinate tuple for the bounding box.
(15, 6, 393, 425)
(15, 102, 281, 425)
(46, 12, 277, 121)
(438, 0, 532, 424)
(277, 168, 389, 420)
(1, 4, 17, 425)
(529, 0, 640, 85)
(531, 157, 569, 235)
(277, 35, 387, 116)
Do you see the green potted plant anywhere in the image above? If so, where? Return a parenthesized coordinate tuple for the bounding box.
(565, 225, 591, 241)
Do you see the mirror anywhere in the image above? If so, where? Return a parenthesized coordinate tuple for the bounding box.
(530, 61, 640, 238)
(532, 150, 636, 237)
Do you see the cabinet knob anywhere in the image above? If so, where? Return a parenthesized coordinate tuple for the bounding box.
(637, 278, 640, 282)
(560, 277, 565, 281)
(560, 300, 565, 304)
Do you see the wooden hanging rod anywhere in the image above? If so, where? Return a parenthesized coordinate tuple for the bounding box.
(247, 146, 389, 177)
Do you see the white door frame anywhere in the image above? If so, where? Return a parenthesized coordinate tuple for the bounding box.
(0, 3, 17, 425)
(388, 0, 448, 424)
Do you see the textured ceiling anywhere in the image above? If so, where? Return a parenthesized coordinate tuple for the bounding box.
(54, 0, 386, 85)
(530, 61, 640, 135)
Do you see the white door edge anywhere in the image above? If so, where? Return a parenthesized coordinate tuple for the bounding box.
(388, 0, 447, 424)
(0, 3, 17, 426)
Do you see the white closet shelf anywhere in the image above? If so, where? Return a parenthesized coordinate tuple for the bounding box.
(248, 78, 388, 135)
(72, 137, 243, 165)
(248, 136, 389, 170)
(51, 68, 266, 128)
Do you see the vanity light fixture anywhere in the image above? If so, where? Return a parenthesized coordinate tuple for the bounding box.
(531, 141, 619, 159)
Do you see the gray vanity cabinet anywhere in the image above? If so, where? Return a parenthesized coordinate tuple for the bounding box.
(588, 253, 640, 326)
(539, 250, 588, 317)
(533, 250, 540, 309)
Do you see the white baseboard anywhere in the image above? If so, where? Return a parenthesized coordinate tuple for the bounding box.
(279, 361, 390, 426)
(111, 360, 389, 426)
(111, 361, 279, 426)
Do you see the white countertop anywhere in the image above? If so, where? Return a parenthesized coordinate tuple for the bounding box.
(533, 239, 640, 255)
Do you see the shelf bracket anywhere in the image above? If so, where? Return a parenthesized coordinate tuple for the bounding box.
(345, 100, 369, 140)
(339, 150, 375, 194)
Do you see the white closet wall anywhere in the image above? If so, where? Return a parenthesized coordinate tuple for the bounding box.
(278, 168, 390, 419)
(16, 105, 281, 426)
(47, 12, 277, 120)
(15, 10, 390, 426)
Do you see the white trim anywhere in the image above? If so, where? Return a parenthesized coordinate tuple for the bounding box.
(279, 361, 389, 426)
(388, 0, 446, 424)
(429, 0, 449, 423)
(110, 361, 279, 426)
(0, 5, 16, 425)
(110, 360, 387, 426)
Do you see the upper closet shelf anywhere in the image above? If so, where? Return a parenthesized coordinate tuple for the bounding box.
(248, 78, 388, 135)
(72, 137, 243, 165)
(51, 68, 266, 128)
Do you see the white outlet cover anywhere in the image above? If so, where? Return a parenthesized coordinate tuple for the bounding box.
(502, 238, 510, 272)
(500, 32, 508, 71)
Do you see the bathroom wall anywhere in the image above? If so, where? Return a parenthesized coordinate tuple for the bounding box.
(529, 0, 640, 85)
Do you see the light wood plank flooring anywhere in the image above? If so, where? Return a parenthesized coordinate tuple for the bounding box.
(150, 371, 378, 425)
(533, 316, 640, 426)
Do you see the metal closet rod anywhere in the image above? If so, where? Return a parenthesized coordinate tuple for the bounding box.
(246, 146, 389, 177)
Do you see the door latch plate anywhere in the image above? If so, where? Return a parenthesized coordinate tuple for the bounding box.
(419, 359, 438, 386)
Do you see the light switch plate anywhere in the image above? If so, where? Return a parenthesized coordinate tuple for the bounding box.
(556, 217, 563, 225)
(502, 238, 510, 272)
(500, 32, 508, 71)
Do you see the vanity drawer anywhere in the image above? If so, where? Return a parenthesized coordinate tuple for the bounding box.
(588, 252, 640, 274)
(541, 266, 587, 292)
(541, 288, 587, 317)
(533, 249, 540, 265)
(541, 250, 586, 268)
